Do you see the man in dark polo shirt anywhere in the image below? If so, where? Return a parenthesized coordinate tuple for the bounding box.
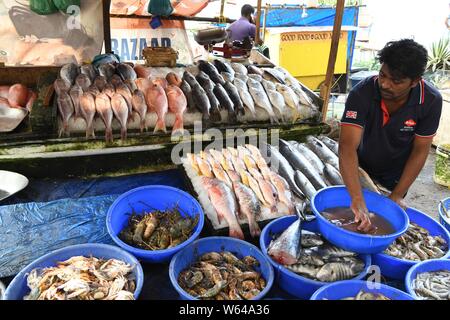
(339, 39, 443, 231)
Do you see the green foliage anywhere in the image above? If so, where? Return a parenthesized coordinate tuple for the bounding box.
(353, 58, 380, 71)
(427, 37, 450, 72)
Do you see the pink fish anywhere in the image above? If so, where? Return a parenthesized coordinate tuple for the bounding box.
(69, 84, 83, 119)
(146, 84, 168, 133)
(95, 93, 114, 143)
(152, 77, 168, 89)
(75, 74, 92, 92)
(115, 83, 134, 122)
(132, 89, 148, 133)
(165, 85, 187, 135)
(79, 92, 96, 139)
(57, 91, 74, 137)
(233, 182, 261, 238)
(111, 93, 129, 142)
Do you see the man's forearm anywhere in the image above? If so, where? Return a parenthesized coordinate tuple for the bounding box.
(339, 146, 364, 200)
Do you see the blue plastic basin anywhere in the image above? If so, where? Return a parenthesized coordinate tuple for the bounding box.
(107, 185, 204, 263)
(259, 216, 371, 300)
(310, 280, 414, 300)
(372, 207, 450, 280)
(311, 186, 409, 254)
(405, 259, 450, 300)
(169, 236, 274, 300)
(438, 197, 450, 234)
(3, 243, 144, 300)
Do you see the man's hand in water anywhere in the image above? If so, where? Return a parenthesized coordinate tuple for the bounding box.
(389, 193, 407, 209)
(351, 196, 372, 232)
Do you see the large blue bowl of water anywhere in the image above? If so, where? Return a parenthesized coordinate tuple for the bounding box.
(310, 280, 414, 300)
(169, 236, 274, 300)
(405, 259, 450, 300)
(438, 197, 450, 234)
(311, 186, 409, 254)
(3, 243, 144, 300)
(372, 207, 450, 280)
(107, 185, 204, 263)
(259, 216, 371, 300)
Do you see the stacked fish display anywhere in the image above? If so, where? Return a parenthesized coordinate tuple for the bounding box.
(0, 84, 36, 132)
(54, 59, 320, 142)
(182, 145, 298, 240)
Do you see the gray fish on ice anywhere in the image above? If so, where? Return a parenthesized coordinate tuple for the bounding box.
(324, 163, 344, 185)
(223, 81, 245, 116)
(213, 84, 237, 124)
(233, 78, 256, 119)
(294, 170, 317, 200)
(318, 135, 339, 155)
(306, 136, 339, 169)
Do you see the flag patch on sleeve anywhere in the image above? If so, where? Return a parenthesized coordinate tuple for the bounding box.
(345, 111, 358, 119)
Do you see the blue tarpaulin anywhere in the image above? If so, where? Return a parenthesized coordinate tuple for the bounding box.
(260, 6, 360, 68)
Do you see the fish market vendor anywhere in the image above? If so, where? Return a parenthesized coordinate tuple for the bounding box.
(339, 39, 443, 231)
(227, 4, 256, 42)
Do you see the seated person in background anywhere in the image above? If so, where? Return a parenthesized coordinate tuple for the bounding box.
(256, 39, 270, 59)
(227, 4, 256, 42)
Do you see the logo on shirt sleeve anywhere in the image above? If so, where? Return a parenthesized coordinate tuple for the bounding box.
(404, 119, 416, 127)
(345, 111, 358, 119)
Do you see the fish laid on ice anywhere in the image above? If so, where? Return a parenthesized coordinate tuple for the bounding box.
(233, 182, 261, 238)
(266, 89, 286, 122)
(294, 170, 317, 200)
(69, 84, 83, 119)
(324, 163, 343, 185)
(213, 59, 235, 78)
(223, 82, 245, 117)
(198, 60, 225, 85)
(318, 135, 339, 155)
(147, 84, 168, 133)
(231, 63, 248, 75)
(179, 80, 196, 113)
(117, 63, 137, 81)
(57, 92, 74, 137)
(248, 81, 278, 124)
(196, 71, 214, 91)
(191, 83, 220, 123)
(306, 136, 339, 169)
(295, 143, 325, 173)
(95, 93, 114, 143)
(111, 93, 129, 141)
(79, 92, 96, 139)
(268, 218, 302, 265)
(213, 84, 237, 124)
(166, 72, 182, 87)
(75, 74, 92, 92)
(233, 78, 256, 119)
(60, 63, 79, 85)
(166, 85, 187, 135)
(131, 90, 148, 133)
(202, 177, 244, 240)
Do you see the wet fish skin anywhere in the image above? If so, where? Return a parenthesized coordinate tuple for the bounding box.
(262, 68, 285, 84)
(131, 89, 148, 133)
(117, 63, 137, 81)
(306, 136, 340, 169)
(233, 182, 262, 238)
(295, 143, 325, 173)
(248, 80, 278, 124)
(317, 244, 357, 259)
(183, 71, 199, 88)
(166, 72, 182, 87)
(221, 72, 234, 83)
(115, 83, 134, 121)
(235, 73, 249, 83)
(294, 170, 317, 200)
(80, 64, 97, 82)
(301, 230, 324, 248)
(94, 76, 107, 92)
(266, 89, 286, 122)
(98, 63, 116, 81)
(262, 79, 276, 93)
(213, 59, 235, 77)
(111, 93, 129, 141)
(233, 78, 256, 119)
(60, 63, 79, 86)
(205, 89, 221, 122)
(318, 135, 339, 155)
(191, 84, 211, 122)
(213, 84, 237, 124)
(125, 79, 138, 93)
(198, 60, 225, 85)
(316, 261, 364, 282)
(166, 85, 187, 135)
(324, 163, 344, 185)
(268, 219, 302, 265)
(54, 78, 71, 97)
(75, 74, 92, 92)
(87, 84, 100, 96)
(111, 74, 124, 88)
(223, 81, 245, 117)
(247, 65, 264, 76)
(285, 263, 320, 279)
(57, 91, 74, 137)
(196, 71, 215, 91)
(95, 93, 114, 143)
(103, 83, 115, 99)
(179, 80, 196, 113)
(146, 84, 168, 133)
(69, 84, 83, 119)
(231, 63, 248, 75)
(79, 92, 96, 139)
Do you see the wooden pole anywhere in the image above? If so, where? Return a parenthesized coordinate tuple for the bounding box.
(255, 0, 263, 44)
(262, 5, 269, 42)
(320, 0, 345, 122)
(103, 0, 112, 53)
(220, 0, 226, 21)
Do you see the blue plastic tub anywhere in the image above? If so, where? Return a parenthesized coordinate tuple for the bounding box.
(372, 207, 450, 280)
(107, 185, 204, 263)
(259, 216, 371, 300)
(405, 259, 450, 300)
(438, 197, 450, 234)
(3, 243, 144, 300)
(169, 236, 274, 300)
(310, 280, 414, 300)
(311, 186, 409, 254)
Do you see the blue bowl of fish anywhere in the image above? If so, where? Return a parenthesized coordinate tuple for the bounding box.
(3, 243, 144, 300)
(405, 259, 450, 300)
(310, 280, 414, 300)
(311, 186, 409, 254)
(372, 207, 450, 280)
(260, 216, 371, 300)
(169, 236, 274, 300)
(438, 197, 450, 233)
(107, 185, 204, 263)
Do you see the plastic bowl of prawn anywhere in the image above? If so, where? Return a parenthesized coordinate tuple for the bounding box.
(107, 185, 205, 263)
(169, 236, 274, 300)
(3, 243, 144, 300)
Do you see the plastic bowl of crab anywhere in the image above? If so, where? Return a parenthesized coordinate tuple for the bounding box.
(106, 185, 204, 263)
(169, 236, 274, 300)
(259, 216, 372, 300)
(372, 207, 450, 280)
(3, 243, 144, 300)
(310, 280, 414, 300)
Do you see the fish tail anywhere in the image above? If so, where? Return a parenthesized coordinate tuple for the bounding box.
(172, 115, 185, 136)
(105, 127, 114, 144)
(229, 224, 245, 240)
(269, 113, 279, 125)
(248, 219, 261, 238)
(228, 111, 238, 124)
(291, 108, 300, 123)
(140, 117, 146, 134)
(154, 118, 167, 133)
(86, 123, 95, 139)
(121, 127, 127, 142)
(209, 108, 222, 123)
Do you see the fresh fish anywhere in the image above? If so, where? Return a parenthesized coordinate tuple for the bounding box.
(295, 143, 325, 173)
(268, 218, 302, 265)
(262, 68, 285, 84)
(205, 88, 221, 121)
(183, 71, 199, 88)
(245, 144, 269, 170)
(221, 72, 234, 83)
(294, 170, 317, 199)
(233, 182, 261, 238)
(116, 83, 134, 121)
(60, 63, 79, 85)
(262, 79, 276, 93)
(297, 249, 325, 267)
(152, 78, 168, 89)
(240, 171, 267, 207)
(80, 64, 97, 82)
(134, 65, 152, 79)
(318, 135, 339, 155)
(166, 85, 187, 135)
(248, 74, 263, 83)
(343, 291, 391, 300)
(202, 177, 244, 240)
(235, 73, 249, 83)
(267, 89, 286, 122)
(325, 163, 344, 185)
(317, 244, 357, 259)
(213, 84, 237, 124)
(179, 80, 196, 113)
(196, 155, 214, 178)
(111, 93, 129, 141)
(248, 81, 278, 124)
(279, 139, 327, 190)
(198, 60, 225, 85)
(209, 158, 232, 186)
(98, 63, 116, 81)
(233, 78, 256, 119)
(79, 92, 96, 139)
(111, 74, 124, 88)
(191, 84, 211, 122)
(54, 78, 71, 96)
(285, 264, 320, 279)
(213, 59, 235, 77)
(247, 65, 264, 76)
(231, 63, 248, 75)
(223, 82, 245, 116)
(358, 168, 381, 193)
(276, 84, 300, 122)
(69, 84, 83, 119)
(95, 93, 114, 143)
(316, 261, 364, 282)
(131, 90, 148, 133)
(94, 76, 107, 92)
(412, 271, 450, 300)
(87, 84, 100, 96)
(196, 71, 214, 91)
(117, 63, 137, 81)
(166, 72, 182, 87)
(103, 83, 115, 99)
(260, 167, 294, 210)
(301, 230, 324, 248)
(125, 79, 138, 93)
(306, 136, 339, 169)
(57, 92, 74, 137)
(146, 84, 168, 133)
(75, 74, 92, 92)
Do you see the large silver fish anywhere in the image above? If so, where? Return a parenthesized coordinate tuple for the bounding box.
(276, 83, 300, 122)
(223, 81, 245, 117)
(324, 163, 344, 185)
(318, 135, 339, 155)
(231, 62, 248, 75)
(294, 170, 317, 200)
(233, 78, 256, 119)
(295, 143, 325, 173)
(213, 84, 237, 124)
(266, 89, 286, 122)
(248, 80, 278, 124)
(306, 136, 339, 169)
